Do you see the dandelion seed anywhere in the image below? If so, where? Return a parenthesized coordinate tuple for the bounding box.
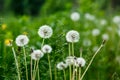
(70, 12, 80, 21)
(66, 30, 80, 43)
(4, 39, 13, 46)
(42, 44, 52, 53)
(38, 25, 53, 39)
(15, 35, 29, 47)
(102, 33, 109, 40)
(56, 62, 68, 70)
(75, 57, 86, 67)
(92, 29, 100, 36)
(31, 50, 44, 60)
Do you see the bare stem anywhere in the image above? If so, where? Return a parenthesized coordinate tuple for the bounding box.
(63, 69, 66, 80)
(12, 47, 21, 80)
(80, 42, 104, 80)
(48, 54, 52, 80)
(23, 47, 28, 80)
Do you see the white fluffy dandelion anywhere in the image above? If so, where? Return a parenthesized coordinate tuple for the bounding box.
(70, 12, 80, 21)
(92, 29, 100, 36)
(102, 33, 109, 40)
(113, 16, 120, 24)
(56, 62, 68, 70)
(100, 19, 107, 26)
(65, 56, 75, 66)
(31, 50, 44, 60)
(66, 30, 80, 43)
(85, 13, 95, 21)
(38, 25, 53, 39)
(15, 35, 29, 47)
(75, 57, 86, 67)
(42, 44, 52, 53)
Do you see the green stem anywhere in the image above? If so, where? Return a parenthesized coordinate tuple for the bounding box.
(72, 42, 75, 80)
(80, 44, 104, 80)
(72, 43, 74, 56)
(68, 43, 72, 80)
(32, 60, 37, 80)
(48, 54, 52, 80)
(54, 64, 57, 80)
(23, 47, 28, 80)
(31, 58, 32, 80)
(33, 60, 39, 80)
(12, 47, 21, 80)
(63, 70, 66, 80)
(41, 39, 45, 48)
(79, 48, 82, 80)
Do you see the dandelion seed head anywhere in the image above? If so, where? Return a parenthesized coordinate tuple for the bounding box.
(83, 39, 92, 47)
(66, 30, 80, 43)
(70, 12, 80, 21)
(15, 35, 29, 47)
(100, 19, 107, 26)
(56, 62, 68, 70)
(65, 56, 75, 66)
(92, 29, 100, 36)
(85, 13, 95, 21)
(102, 33, 109, 40)
(42, 44, 52, 53)
(31, 50, 44, 60)
(38, 25, 53, 39)
(76, 57, 86, 67)
(113, 16, 120, 24)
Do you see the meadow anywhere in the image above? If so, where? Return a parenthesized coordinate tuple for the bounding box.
(0, 0, 120, 80)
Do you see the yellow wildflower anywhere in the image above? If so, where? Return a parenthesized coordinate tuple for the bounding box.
(4, 39, 13, 46)
(2, 24, 7, 30)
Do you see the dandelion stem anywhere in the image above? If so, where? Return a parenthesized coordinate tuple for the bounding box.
(68, 43, 72, 80)
(80, 43, 104, 80)
(31, 58, 32, 80)
(78, 48, 82, 80)
(41, 39, 45, 48)
(33, 60, 39, 80)
(23, 47, 28, 80)
(72, 43, 74, 56)
(63, 69, 66, 80)
(12, 47, 21, 80)
(72, 42, 75, 80)
(32, 60, 37, 80)
(54, 64, 57, 80)
(48, 54, 52, 80)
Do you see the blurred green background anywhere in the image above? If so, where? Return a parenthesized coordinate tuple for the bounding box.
(0, 0, 120, 80)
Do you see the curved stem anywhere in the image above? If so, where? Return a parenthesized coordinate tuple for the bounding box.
(12, 47, 21, 80)
(41, 39, 45, 48)
(23, 47, 28, 80)
(80, 44, 104, 80)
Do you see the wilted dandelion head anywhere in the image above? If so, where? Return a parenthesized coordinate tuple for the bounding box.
(70, 12, 80, 21)
(42, 44, 52, 53)
(66, 30, 80, 43)
(4, 39, 13, 46)
(83, 39, 92, 47)
(75, 57, 86, 67)
(92, 29, 100, 36)
(56, 62, 68, 70)
(38, 25, 53, 39)
(15, 35, 29, 47)
(102, 33, 109, 40)
(113, 16, 120, 24)
(31, 50, 44, 60)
